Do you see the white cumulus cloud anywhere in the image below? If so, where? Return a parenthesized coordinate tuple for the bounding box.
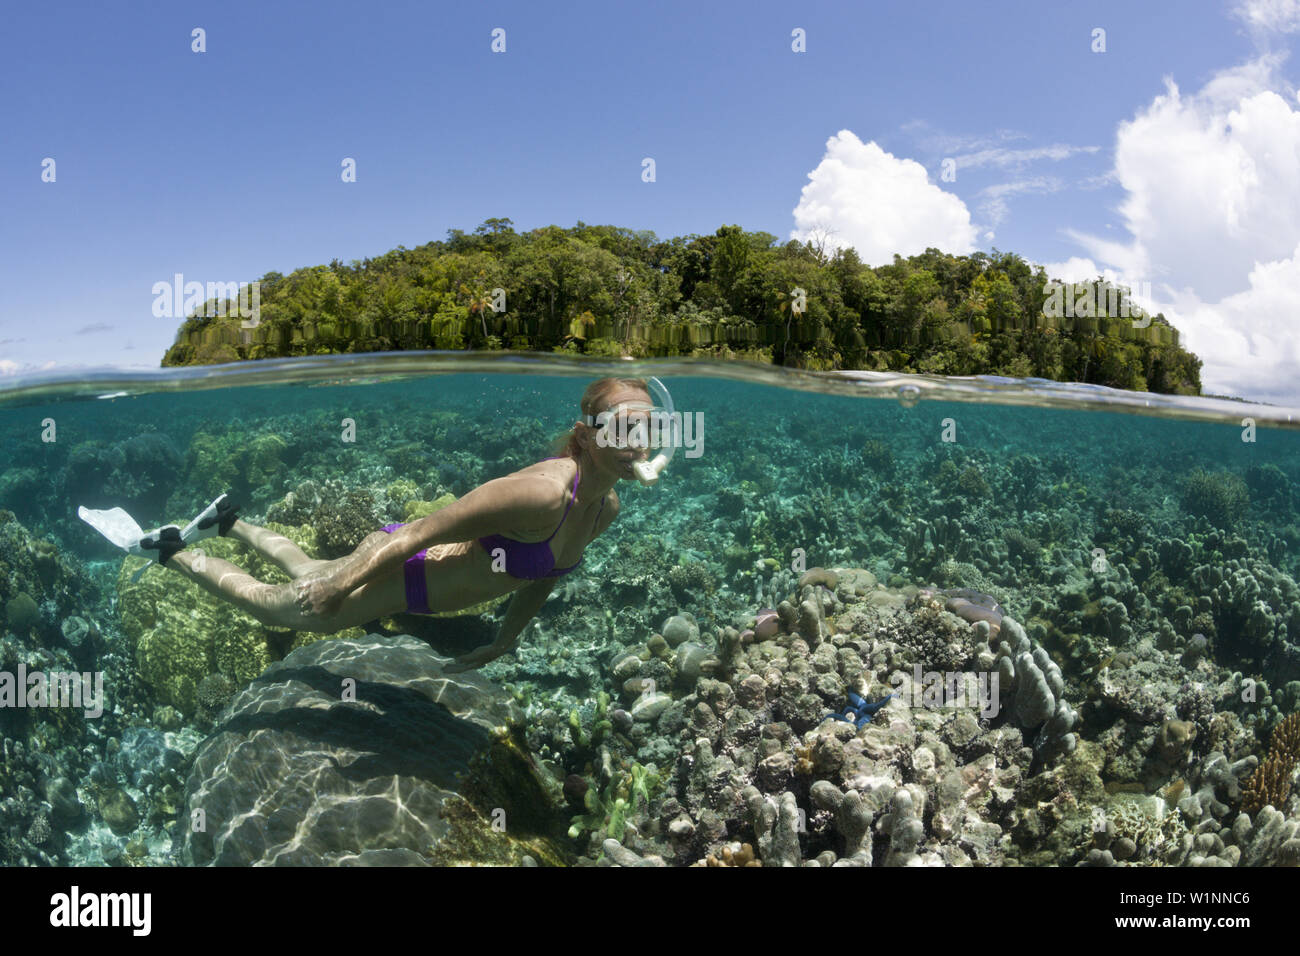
(1060, 55, 1300, 402)
(1036, 256, 1110, 284)
(1164, 246, 1300, 403)
(791, 130, 979, 265)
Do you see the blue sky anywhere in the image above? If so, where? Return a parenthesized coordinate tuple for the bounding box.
(3, 0, 1298, 401)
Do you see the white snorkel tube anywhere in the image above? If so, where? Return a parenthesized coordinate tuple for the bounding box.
(632, 377, 677, 486)
(591, 376, 678, 486)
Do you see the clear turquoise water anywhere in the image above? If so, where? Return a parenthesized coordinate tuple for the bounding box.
(2, 354, 1298, 866)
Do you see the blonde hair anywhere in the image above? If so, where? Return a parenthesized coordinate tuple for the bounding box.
(551, 377, 650, 458)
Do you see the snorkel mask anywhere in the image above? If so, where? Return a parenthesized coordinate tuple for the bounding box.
(590, 377, 678, 486)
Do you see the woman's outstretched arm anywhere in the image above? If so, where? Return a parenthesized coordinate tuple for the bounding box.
(443, 576, 558, 673)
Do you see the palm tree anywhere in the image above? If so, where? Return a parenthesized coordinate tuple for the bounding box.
(775, 286, 805, 361)
(458, 274, 497, 340)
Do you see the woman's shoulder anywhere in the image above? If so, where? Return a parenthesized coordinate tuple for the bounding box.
(511, 456, 576, 484)
(486, 460, 573, 519)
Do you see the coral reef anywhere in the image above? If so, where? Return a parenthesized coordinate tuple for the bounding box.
(0, 512, 104, 651)
(265, 478, 384, 558)
(7, 374, 1300, 869)
(65, 431, 182, 517)
(180, 428, 292, 508)
(517, 568, 1099, 867)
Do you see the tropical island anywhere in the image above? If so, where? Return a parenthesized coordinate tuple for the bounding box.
(161, 219, 1202, 395)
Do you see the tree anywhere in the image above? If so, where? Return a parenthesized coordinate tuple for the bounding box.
(157, 222, 1204, 396)
(898, 270, 940, 333)
(712, 225, 751, 314)
(803, 220, 839, 267)
(458, 271, 497, 341)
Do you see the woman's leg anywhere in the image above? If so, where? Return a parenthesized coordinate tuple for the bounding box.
(225, 519, 331, 578)
(167, 549, 326, 630)
(167, 546, 408, 633)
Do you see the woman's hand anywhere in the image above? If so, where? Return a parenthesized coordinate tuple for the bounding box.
(294, 576, 345, 617)
(443, 638, 515, 674)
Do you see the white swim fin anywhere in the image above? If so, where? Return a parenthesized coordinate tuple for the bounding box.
(78, 506, 145, 550)
(78, 506, 187, 579)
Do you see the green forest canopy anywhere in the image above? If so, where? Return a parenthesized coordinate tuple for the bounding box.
(161, 219, 1202, 395)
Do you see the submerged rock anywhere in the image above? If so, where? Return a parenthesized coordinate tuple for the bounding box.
(98, 787, 139, 836)
(180, 633, 567, 866)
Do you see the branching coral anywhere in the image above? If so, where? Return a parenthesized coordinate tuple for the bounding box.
(902, 516, 975, 579)
(1242, 713, 1300, 815)
(742, 786, 802, 866)
(861, 439, 894, 475)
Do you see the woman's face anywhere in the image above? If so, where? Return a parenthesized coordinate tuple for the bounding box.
(582, 386, 653, 481)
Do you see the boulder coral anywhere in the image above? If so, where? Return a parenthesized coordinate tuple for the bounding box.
(182, 429, 290, 504)
(65, 431, 182, 516)
(181, 633, 568, 865)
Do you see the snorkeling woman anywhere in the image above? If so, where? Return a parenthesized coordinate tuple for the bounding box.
(79, 376, 680, 673)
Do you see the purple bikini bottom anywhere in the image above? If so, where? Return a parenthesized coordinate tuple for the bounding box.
(380, 523, 431, 614)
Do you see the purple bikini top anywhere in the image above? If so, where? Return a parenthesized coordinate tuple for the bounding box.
(478, 457, 604, 579)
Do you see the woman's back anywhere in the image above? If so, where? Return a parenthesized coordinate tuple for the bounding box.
(476, 456, 604, 578)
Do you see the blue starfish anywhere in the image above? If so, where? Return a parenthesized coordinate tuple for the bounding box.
(821, 691, 894, 730)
